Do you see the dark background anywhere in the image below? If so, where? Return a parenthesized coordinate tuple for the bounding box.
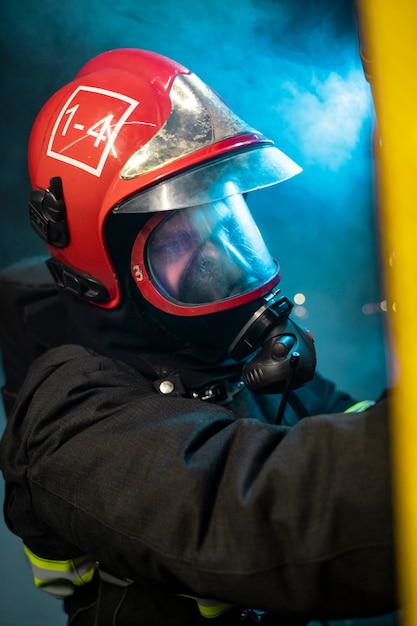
(0, 1, 391, 624)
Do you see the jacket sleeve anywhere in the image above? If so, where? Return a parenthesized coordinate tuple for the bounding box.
(0, 344, 396, 621)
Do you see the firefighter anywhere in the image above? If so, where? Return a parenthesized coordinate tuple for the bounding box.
(0, 49, 395, 625)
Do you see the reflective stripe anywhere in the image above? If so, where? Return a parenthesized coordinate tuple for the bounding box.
(344, 400, 376, 413)
(180, 594, 233, 618)
(196, 597, 233, 618)
(23, 544, 96, 598)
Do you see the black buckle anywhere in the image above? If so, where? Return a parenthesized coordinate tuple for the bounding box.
(190, 380, 245, 404)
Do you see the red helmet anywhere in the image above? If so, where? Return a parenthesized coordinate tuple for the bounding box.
(28, 48, 301, 315)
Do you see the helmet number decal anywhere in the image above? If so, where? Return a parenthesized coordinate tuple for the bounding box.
(47, 85, 139, 177)
(132, 264, 144, 282)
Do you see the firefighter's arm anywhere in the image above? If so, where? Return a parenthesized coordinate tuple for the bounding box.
(0, 344, 396, 620)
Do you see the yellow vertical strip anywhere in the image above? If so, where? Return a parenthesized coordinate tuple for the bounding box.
(356, 2, 417, 623)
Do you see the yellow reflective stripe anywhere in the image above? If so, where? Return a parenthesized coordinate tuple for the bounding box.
(196, 598, 233, 618)
(31, 578, 78, 598)
(23, 544, 96, 591)
(344, 400, 376, 413)
(179, 594, 233, 618)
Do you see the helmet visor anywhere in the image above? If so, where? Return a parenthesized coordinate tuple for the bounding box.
(145, 194, 277, 305)
(115, 145, 302, 214)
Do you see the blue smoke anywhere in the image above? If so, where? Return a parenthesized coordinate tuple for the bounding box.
(276, 69, 373, 171)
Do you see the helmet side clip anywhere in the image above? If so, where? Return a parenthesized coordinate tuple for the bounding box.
(29, 176, 70, 248)
(46, 257, 110, 304)
(29, 176, 109, 304)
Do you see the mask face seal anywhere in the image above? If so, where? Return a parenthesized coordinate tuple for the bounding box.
(130, 194, 280, 315)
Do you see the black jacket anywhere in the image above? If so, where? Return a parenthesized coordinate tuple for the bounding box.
(0, 260, 397, 625)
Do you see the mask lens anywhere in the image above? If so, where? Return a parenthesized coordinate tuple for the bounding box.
(146, 194, 276, 305)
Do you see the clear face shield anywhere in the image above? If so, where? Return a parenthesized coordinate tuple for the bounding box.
(145, 194, 278, 306)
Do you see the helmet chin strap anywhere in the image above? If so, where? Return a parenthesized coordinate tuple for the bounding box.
(228, 290, 317, 422)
